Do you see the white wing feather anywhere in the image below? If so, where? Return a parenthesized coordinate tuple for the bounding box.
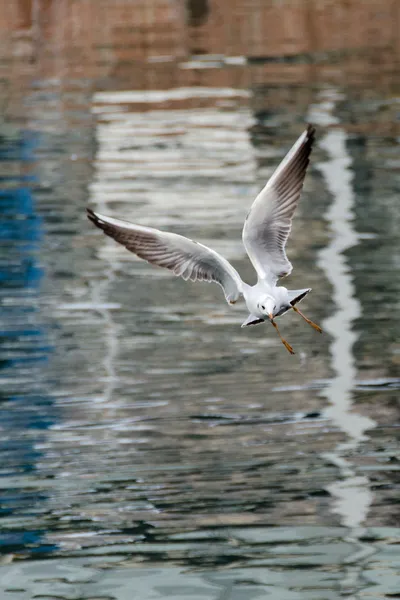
(242, 125, 315, 284)
(87, 209, 243, 304)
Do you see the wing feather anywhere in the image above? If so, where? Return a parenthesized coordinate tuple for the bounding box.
(87, 209, 243, 304)
(242, 125, 315, 283)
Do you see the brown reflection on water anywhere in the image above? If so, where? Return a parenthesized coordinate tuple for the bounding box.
(1, 0, 399, 116)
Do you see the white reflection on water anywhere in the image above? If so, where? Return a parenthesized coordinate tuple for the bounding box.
(310, 90, 377, 593)
(94, 87, 251, 104)
(88, 94, 255, 405)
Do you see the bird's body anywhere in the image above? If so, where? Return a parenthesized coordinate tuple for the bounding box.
(87, 125, 321, 354)
(242, 281, 288, 324)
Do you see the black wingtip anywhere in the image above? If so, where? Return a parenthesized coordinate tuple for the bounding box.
(87, 207, 99, 226)
(87, 208, 107, 233)
(306, 123, 316, 140)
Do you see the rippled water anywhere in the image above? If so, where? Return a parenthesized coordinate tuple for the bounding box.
(0, 1, 399, 598)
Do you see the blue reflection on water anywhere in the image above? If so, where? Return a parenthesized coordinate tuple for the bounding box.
(0, 130, 58, 555)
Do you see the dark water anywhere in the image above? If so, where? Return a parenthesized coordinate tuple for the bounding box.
(0, 1, 399, 598)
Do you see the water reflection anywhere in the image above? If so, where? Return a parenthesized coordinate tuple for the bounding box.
(0, 1, 400, 599)
(311, 90, 376, 524)
(0, 131, 57, 556)
(309, 90, 378, 597)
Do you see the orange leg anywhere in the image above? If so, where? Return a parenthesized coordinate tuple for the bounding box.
(271, 320, 295, 355)
(293, 306, 322, 333)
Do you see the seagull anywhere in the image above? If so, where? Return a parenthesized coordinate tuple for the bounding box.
(87, 124, 321, 355)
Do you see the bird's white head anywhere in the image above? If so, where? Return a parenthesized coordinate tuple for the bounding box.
(258, 295, 276, 320)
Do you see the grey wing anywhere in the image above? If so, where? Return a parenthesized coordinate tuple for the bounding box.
(87, 209, 243, 304)
(242, 125, 315, 284)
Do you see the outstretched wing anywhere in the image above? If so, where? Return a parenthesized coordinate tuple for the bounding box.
(242, 125, 315, 284)
(87, 209, 244, 304)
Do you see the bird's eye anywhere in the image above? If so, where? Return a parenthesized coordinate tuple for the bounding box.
(261, 305, 265, 310)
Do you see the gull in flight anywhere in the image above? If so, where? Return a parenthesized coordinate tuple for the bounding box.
(87, 125, 321, 355)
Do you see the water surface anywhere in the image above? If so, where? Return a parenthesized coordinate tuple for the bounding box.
(0, 1, 399, 598)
